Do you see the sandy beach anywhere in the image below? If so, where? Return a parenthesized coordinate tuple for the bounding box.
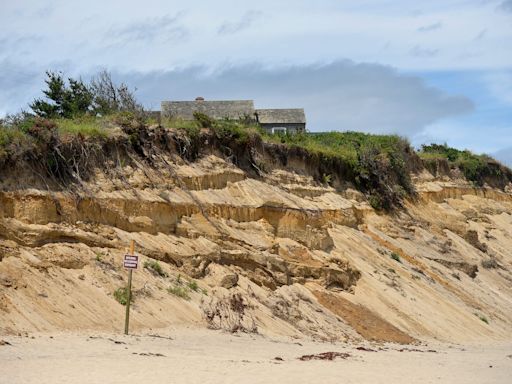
(1, 327, 511, 384)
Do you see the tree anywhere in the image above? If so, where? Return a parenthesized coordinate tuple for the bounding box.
(90, 70, 142, 115)
(30, 71, 93, 118)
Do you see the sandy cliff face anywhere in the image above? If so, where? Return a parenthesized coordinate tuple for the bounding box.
(1, 151, 511, 344)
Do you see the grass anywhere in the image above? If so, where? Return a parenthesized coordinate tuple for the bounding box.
(418, 143, 503, 185)
(2, 111, 509, 211)
(143, 259, 168, 277)
(187, 280, 199, 292)
(474, 313, 489, 324)
(113, 287, 132, 305)
(167, 285, 191, 300)
(0, 125, 30, 159)
(56, 117, 108, 138)
(390, 252, 402, 263)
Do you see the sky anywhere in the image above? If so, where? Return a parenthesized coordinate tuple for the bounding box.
(1, 0, 511, 164)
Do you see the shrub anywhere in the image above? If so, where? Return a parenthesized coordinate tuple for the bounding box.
(390, 252, 402, 263)
(187, 280, 199, 292)
(168, 285, 190, 300)
(143, 260, 168, 277)
(90, 70, 143, 115)
(321, 173, 332, 185)
(419, 143, 509, 186)
(56, 117, 108, 138)
(193, 112, 214, 128)
(262, 131, 416, 210)
(30, 71, 93, 118)
(481, 258, 499, 269)
(474, 313, 489, 324)
(113, 287, 132, 305)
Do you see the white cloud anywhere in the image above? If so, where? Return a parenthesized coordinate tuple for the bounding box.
(0, 0, 510, 72)
(417, 21, 443, 32)
(217, 11, 263, 35)
(484, 71, 512, 105)
(493, 147, 512, 167)
(117, 61, 473, 136)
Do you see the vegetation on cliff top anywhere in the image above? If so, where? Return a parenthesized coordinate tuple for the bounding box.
(419, 143, 511, 187)
(1, 71, 510, 210)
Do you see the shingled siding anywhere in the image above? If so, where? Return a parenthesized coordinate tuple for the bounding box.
(255, 108, 306, 133)
(161, 100, 255, 120)
(259, 123, 306, 134)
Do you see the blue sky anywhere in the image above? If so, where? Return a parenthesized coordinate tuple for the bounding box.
(1, 0, 511, 164)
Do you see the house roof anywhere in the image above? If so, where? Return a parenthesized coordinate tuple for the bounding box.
(161, 100, 255, 120)
(255, 109, 306, 124)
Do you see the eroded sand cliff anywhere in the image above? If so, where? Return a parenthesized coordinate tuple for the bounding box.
(1, 137, 511, 345)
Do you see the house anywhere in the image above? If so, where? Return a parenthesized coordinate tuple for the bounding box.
(254, 108, 306, 134)
(161, 98, 255, 121)
(161, 97, 306, 134)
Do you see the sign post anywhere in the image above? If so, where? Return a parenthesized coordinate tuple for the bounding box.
(124, 240, 137, 335)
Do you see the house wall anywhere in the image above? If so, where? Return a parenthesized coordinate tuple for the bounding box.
(161, 101, 255, 120)
(260, 123, 306, 134)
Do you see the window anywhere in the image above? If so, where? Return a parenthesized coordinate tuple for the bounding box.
(271, 127, 287, 134)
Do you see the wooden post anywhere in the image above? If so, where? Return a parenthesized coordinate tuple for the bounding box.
(124, 240, 135, 335)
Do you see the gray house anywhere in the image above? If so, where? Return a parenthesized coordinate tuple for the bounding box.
(160, 98, 306, 134)
(161, 98, 255, 121)
(254, 109, 306, 134)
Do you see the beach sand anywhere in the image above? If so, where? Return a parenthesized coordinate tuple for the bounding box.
(1, 327, 510, 384)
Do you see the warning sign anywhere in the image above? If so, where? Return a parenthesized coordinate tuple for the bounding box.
(123, 255, 138, 269)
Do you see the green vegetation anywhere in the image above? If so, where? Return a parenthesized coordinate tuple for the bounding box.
(260, 131, 416, 210)
(29, 70, 142, 119)
(113, 287, 132, 305)
(419, 143, 503, 186)
(321, 173, 332, 185)
(167, 285, 191, 300)
(474, 313, 489, 324)
(143, 260, 168, 277)
(56, 117, 108, 138)
(187, 280, 199, 292)
(390, 252, 402, 263)
(262, 131, 406, 167)
(2, 70, 510, 212)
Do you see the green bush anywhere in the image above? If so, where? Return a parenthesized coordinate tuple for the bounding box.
(474, 313, 489, 324)
(262, 131, 415, 210)
(193, 112, 214, 128)
(187, 280, 199, 292)
(168, 285, 190, 300)
(390, 252, 402, 263)
(418, 143, 503, 186)
(143, 260, 168, 277)
(56, 117, 108, 138)
(113, 287, 132, 305)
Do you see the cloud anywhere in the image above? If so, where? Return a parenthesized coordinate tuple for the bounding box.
(417, 21, 443, 32)
(119, 61, 473, 136)
(498, 0, 512, 12)
(218, 11, 263, 35)
(410, 45, 439, 58)
(473, 28, 487, 41)
(0, 60, 42, 115)
(484, 70, 512, 105)
(108, 13, 187, 44)
(493, 147, 512, 167)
